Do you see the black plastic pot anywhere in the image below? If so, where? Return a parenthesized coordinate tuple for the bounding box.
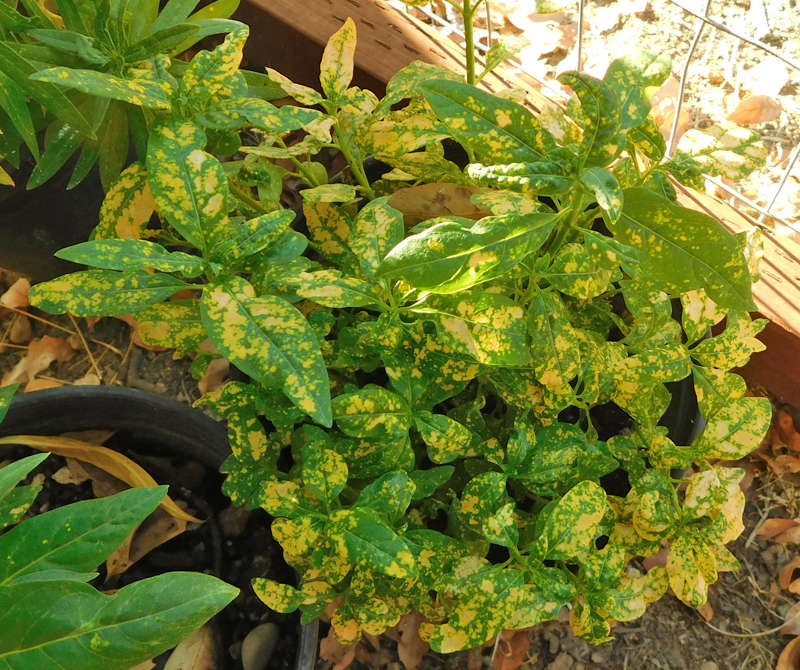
(0, 386, 318, 670)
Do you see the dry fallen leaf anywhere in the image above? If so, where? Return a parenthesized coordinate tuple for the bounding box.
(492, 630, 531, 670)
(23, 378, 63, 392)
(73, 372, 102, 386)
(162, 623, 217, 670)
(385, 613, 429, 670)
(780, 558, 800, 594)
(319, 627, 358, 670)
(0, 434, 201, 523)
(2, 335, 77, 386)
(107, 505, 188, 576)
(0, 278, 30, 309)
(52, 457, 92, 486)
(198, 358, 229, 395)
(8, 315, 31, 344)
(759, 519, 800, 544)
(727, 94, 782, 125)
(777, 635, 800, 670)
(782, 602, 800, 636)
(696, 601, 714, 622)
(650, 76, 692, 144)
(388, 183, 491, 227)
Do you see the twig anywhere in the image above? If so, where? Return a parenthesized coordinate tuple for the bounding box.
(68, 314, 103, 383)
(704, 605, 800, 638)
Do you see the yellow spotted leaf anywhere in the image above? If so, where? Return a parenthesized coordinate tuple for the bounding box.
(693, 396, 771, 460)
(93, 163, 155, 240)
(538, 481, 607, 560)
(320, 17, 356, 101)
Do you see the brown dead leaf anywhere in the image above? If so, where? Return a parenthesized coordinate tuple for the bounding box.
(163, 625, 217, 670)
(127, 661, 156, 670)
(23, 378, 63, 392)
(319, 627, 358, 670)
(777, 635, 800, 670)
(107, 505, 188, 576)
(0, 434, 201, 523)
(782, 603, 800, 636)
(8, 315, 31, 344)
(2, 335, 77, 385)
(759, 519, 800, 544)
(780, 558, 800, 593)
(642, 546, 669, 570)
(696, 601, 714, 622)
(650, 76, 692, 144)
(385, 613, 428, 670)
(492, 630, 530, 670)
(198, 358, 229, 395)
(52, 457, 92, 486)
(0, 278, 30, 309)
(467, 648, 483, 670)
(388, 183, 491, 227)
(74, 372, 102, 386)
(727, 95, 782, 125)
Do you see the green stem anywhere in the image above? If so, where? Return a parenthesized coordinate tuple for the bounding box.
(334, 130, 375, 199)
(547, 184, 584, 253)
(463, 0, 476, 85)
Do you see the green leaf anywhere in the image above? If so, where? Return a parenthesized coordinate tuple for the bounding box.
(209, 209, 294, 262)
(602, 52, 669, 129)
(611, 188, 755, 311)
(680, 288, 727, 344)
(0, 384, 18, 425)
(413, 292, 530, 366)
(677, 122, 767, 180)
(548, 242, 612, 300)
(538, 481, 607, 560)
(465, 162, 573, 197)
(0, 453, 47, 505)
(303, 438, 347, 505)
(27, 29, 108, 65)
(0, 70, 38, 159)
(349, 196, 405, 279)
(124, 22, 200, 61)
(628, 117, 666, 162)
(93, 163, 155, 240)
(693, 396, 771, 459)
(355, 471, 415, 524)
(179, 24, 248, 105)
(56, 239, 205, 277)
(457, 471, 507, 532)
(691, 311, 767, 369)
(380, 212, 557, 293)
(0, 572, 237, 668)
(580, 166, 623, 224)
(377, 60, 460, 115)
(146, 119, 228, 253)
(422, 79, 555, 163)
(30, 67, 173, 109)
(529, 291, 580, 389)
(29, 270, 186, 316)
(0, 453, 46, 529)
(27, 121, 83, 189)
(279, 270, 384, 308)
(414, 411, 480, 464)
(332, 385, 410, 441)
(135, 301, 206, 355)
(409, 467, 454, 501)
(0, 487, 165, 585)
(666, 534, 714, 608)
(320, 17, 356, 101)
(692, 367, 747, 420)
(200, 276, 331, 426)
(329, 508, 416, 578)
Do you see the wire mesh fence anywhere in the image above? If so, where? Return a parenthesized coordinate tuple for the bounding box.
(387, 0, 800, 235)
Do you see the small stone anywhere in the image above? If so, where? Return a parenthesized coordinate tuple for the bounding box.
(8, 315, 31, 344)
(545, 631, 560, 655)
(591, 648, 611, 663)
(700, 663, 718, 670)
(241, 623, 279, 670)
(546, 652, 574, 670)
(219, 504, 251, 538)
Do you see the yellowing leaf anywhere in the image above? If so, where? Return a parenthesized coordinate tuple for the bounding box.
(320, 18, 356, 101)
(93, 163, 155, 240)
(693, 396, 771, 460)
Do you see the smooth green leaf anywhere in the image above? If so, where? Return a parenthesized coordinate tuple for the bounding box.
(56, 239, 205, 277)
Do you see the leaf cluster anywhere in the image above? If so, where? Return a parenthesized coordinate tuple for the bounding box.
(25, 14, 772, 652)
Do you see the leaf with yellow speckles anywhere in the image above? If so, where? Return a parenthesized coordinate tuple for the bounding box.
(329, 508, 416, 578)
(200, 276, 331, 426)
(580, 166, 623, 224)
(677, 122, 767, 181)
(529, 291, 581, 389)
(278, 269, 384, 308)
(628, 117, 666, 161)
(692, 396, 771, 460)
(683, 467, 745, 542)
(666, 534, 715, 608)
(603, 52, 669, 129)
(319, 17, 356, 102)
(414, 292, 529, 366)
(377, 60, 460, 116)
(465, 162, 572, 197)
(135, 301, 206, 356)
(422, 79, 555, 163)
(180, 24, 248, 106)
(252, 578, 303, 613)
(197, 97, 321, 133)
(55, 239, 205, 277)
(692, 366, 746, 420)
(349, 196, 405, 278)
(272, 516, 325, 559)
(92, 163, 155, 240)
(558, 72, 624, 167)
(362, 111, 447, 158)
(29, 270, 186, 316)
(691, 311, 767, 370)
(265, 67, 324, 105)
(613, 188, 755, 311)
(547, 242, 612, 300)
(0, 166, 13, 187)
(354, 471, 415, 524)
(470, 190, 545, 216)
(332, 385, 410, 441)
(30, 67, 174, 109)
(414, 411, 481, 463)
(408, 467, 454, 501)
(302, 438, 347, 505)
(569, 600, 612, 644)
(680, 289, 727, 345)
(209, 209, 295, 263)
(302, 199, 360, 275)
(457, 471, 507, 534)
(537, 481, 607, 560)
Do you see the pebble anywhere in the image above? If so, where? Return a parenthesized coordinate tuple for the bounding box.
(545, 631, 560, 655)
(700, 663, 719, 670)
(241, 622, 279, 670)
(546, 652, 574, 670)
(218, 504, 251, 537)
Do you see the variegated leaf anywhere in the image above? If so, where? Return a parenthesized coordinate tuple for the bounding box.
(677, 122, 767, 180)
(350, 196, 405, 278)
(303, 437, 348, 504)
(692, 396, 771, 460)
(537, 481, 607, 560)
(579, 166, 623, 224)
(667, 534, 715, 608)
(692, 366, 747, 420)
(93, 163, 155, 240)
(691, 311, 767, 369)
(680, 288, 727, 344)
(55, 239, 205, 277)
(332, 385, 410, 441)
(135, 301, 206, 355)
(414, 411, 481, 463)
(548, 243, 612, 300)
(302, 200, 359, 274)
(465, 162, 572, 197)
(209, 209, 295, 263)
(529, 291, 581, 389)
(200, 276, 331, 426)
(320, 17, 356, 101)
(180, 24, 248, 105)
(252, 579, 303, 613)
(279, 270, 384, 308)
(355, 471, 415, 524)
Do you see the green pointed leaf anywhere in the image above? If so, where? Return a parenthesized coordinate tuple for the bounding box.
(465, 162, 573, 197)
(27, 121, 83, 189)
(28, 29, 108, 65)
(355, 471, 415, 524)
(320, 17, 356, 101)
(628, 116, 666, 162)
(29, 270, 186, 316)
(302, 199, 360, 275)
(415, 411, 481, 463)
(539, 481, 607, 560)
(422, 79, 555, 163)
(135, 301, 206, 355)
(0, 454, 47, 505)
(0, 70, 38, 159)
(409, 466, 454, 502)
(350, 197, 405, 278)
(378, 60, 460, 115)
(611, 188, 755, 311)
(0, 486, 41, 532)
(413, 292, 529, 366)
(55, 239, 205, 277)
(691, 311, 767, 369)
(332, 385, 410, 441)
(279, 270, 384, 308)
(580, 166, 623, 224)
(303, 438, 347, 505)
(329, 508, 416, 578)
(0, 384, 18, 425)
(0, 487, 166, 585)
(0, 572, 237, 668)
(180, 24, 248, 105)
(693, 396, 771, 459)
(209, 209, 294, 262)
(200, 276, 331, 426)
(379, 212, 557, 293)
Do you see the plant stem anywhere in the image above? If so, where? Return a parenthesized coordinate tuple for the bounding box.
(463, 0, 476, 85)
(334, 130, 375, 199)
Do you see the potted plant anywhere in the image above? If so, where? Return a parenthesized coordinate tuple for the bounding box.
(22, 0, 772, 661)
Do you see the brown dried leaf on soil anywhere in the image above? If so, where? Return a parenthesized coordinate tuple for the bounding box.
(779, 557, 800, 594)
(759, 519, 800, 544)
(492, 630, 531, 670)
(727, 95, 782, 125)
(319, 627, 359, 670)
(384, 613, 429, 670)
(388, 183, 491, 227)
(23, 378, 63, 392)
(8, 315, 32, 344)
(2, 335, 77, 386)
(0, 278, 30, 309)
(52, 457, 92, 486)
(0, 434, 201, 523)
(107, 506, 188, 577)
(777, 635, 800, 670)
(781, 602, 800, 636)
(650, 76, 692, 144)
(197, 358, 229, 395)
(163, 626, 216, 670)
